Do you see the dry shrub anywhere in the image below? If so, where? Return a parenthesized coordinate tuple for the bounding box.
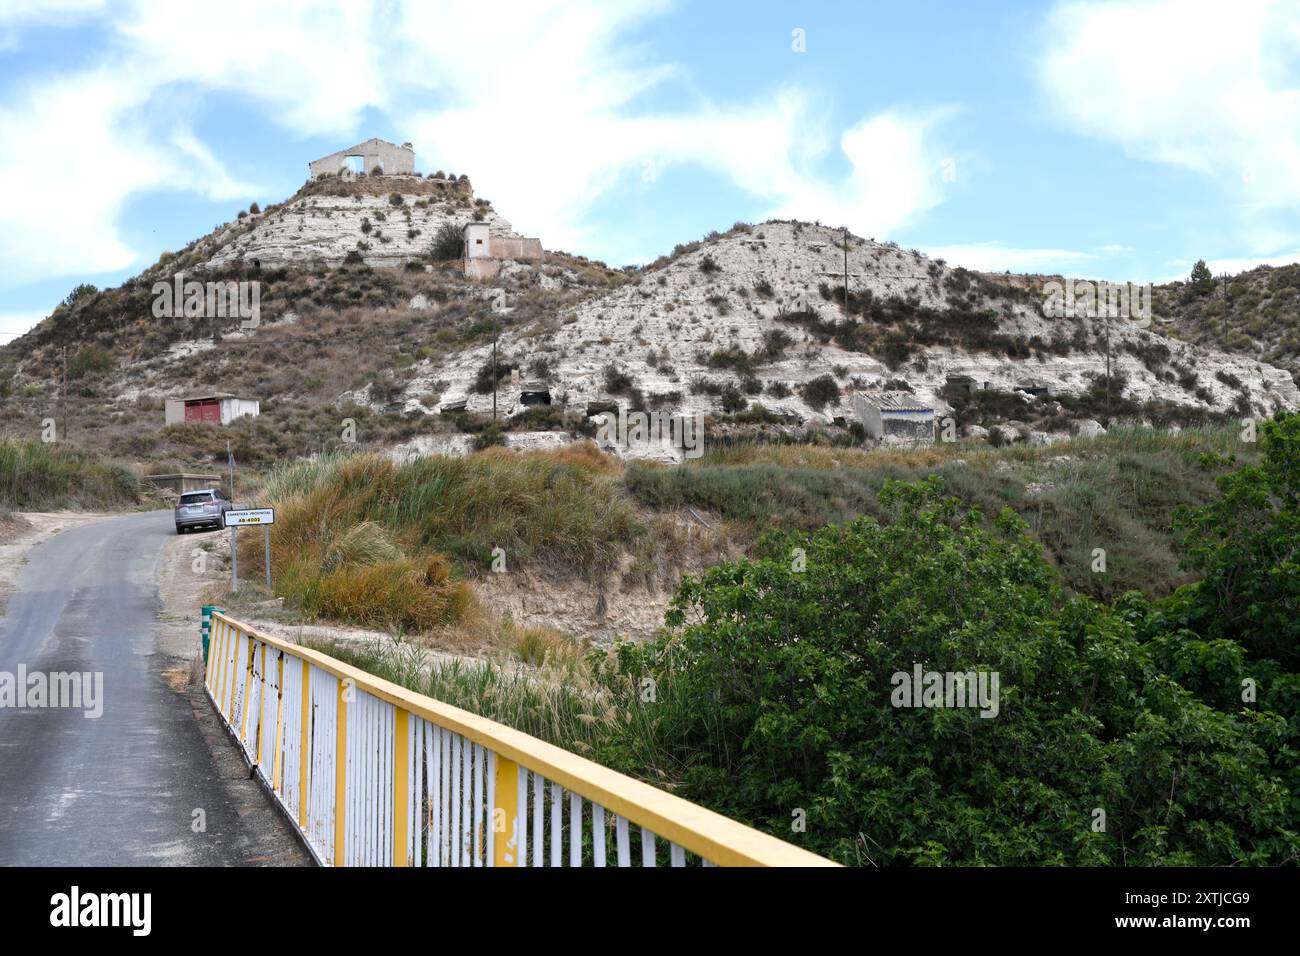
(282, 554, 475, 634)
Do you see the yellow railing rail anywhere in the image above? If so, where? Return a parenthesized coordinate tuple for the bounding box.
(204, 610, 837, 867)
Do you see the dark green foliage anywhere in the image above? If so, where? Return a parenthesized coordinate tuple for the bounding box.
(61, 283, 98, 309)
(602, 364, 635, 394)
(600, 473, 1299, 865)
(471, 357, 516, 395)
(1172, 414, 1300, 668)
(428, 223, 464, 261)
(1190, 259, 1215, 296)
(471, 423, 507, 450)
(719, 382, 747, 414)
(777, 299, 1043, 370)
(67, 346, 113, 380)
(799, 374, 840, 410)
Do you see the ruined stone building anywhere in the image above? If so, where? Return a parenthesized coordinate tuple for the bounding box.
(308, 138, 416, 179)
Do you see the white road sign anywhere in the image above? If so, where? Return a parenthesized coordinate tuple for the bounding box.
(224, 508, 275, 526)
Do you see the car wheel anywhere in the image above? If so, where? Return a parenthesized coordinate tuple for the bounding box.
(175, 526, 184, 535)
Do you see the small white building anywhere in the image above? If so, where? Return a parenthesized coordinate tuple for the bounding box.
(463, 222, 491, 258)
(851, 391, 935, 444)
(461, 221, 543, 280)
(164, 393, 260, 426)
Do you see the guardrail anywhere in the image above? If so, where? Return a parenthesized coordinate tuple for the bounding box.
(204, 611, 837, 867)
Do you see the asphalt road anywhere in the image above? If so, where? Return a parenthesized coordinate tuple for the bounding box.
(0, 511, 302, 865)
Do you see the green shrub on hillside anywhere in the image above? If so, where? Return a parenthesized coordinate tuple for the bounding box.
(798, 374, 840, 410)
(428, 223, 464, 261)
(68, 347, 113, 380)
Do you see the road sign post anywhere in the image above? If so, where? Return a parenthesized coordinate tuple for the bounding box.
(224, 509, 275, 593)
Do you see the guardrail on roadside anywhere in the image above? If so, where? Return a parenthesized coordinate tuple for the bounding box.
(204, 611, 838, 867)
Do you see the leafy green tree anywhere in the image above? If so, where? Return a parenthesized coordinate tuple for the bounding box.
(1172, 413, 1300, 668)
(600, 476, 1297, 865)
(428, 223, 464, 261)
(1189, 259, 1215, 295)
(60, 283, 97, 309)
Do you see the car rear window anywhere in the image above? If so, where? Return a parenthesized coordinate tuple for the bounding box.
(179, 493, 213, 505)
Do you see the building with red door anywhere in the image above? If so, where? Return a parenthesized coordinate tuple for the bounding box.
(163, 393, 260, 426)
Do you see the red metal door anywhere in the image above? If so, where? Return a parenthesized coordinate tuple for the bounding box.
(185, 400, 220, 423)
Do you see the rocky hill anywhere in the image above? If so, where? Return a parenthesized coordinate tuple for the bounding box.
(979, 263, 1300, 382)
(2, 172, 1297, 471)
(422, 221, 1297, 452)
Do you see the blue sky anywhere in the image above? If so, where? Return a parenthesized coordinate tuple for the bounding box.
(3, 0, 1300, 345)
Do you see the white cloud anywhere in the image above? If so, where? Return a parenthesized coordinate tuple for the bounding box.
(0, 64, 256, 288)
(0, 310, 51, 340)
(0, 0, 106, 47)
(770, 109, 956, 244)
(1038, 0, 1300, 211)
(0, 0, 957, 287)
(921, 241, 1097, 273)
(0, 0, 106, 23)
(1154, 250, 1300, 283)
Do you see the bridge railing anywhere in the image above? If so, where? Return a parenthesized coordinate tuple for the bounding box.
(204, 611, 836, 867)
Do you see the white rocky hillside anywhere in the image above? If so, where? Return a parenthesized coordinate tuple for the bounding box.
(193, 174, 533, 270)
(405, 221, 1298, 449)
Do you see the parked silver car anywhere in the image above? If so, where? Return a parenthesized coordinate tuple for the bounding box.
(174, 489, 232, 534)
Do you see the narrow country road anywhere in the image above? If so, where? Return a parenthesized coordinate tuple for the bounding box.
(0, 510, 303, 865)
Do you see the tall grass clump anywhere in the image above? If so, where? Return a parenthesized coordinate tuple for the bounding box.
(253, 443, 641, 631)
(0, 440, 139, 511)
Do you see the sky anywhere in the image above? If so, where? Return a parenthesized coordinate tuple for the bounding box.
(3, 0, 1300, 345)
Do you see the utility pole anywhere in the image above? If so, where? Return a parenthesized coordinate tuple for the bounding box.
(60, 346, 68, 443)
(227, 440, 238, 592)
(491, 318, 498, 423)
(843, 227, 849, 316)
(1104, 311, 1112, 425)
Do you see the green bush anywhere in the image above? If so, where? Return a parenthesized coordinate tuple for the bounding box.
(1171, 413, 1300, 667)
(601, 475, 1297, 865)
(471, 423, 507, 450)
(799, 374, 840, 410)
(68, 346, 113, 379)
(428, 223, 464, 261)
